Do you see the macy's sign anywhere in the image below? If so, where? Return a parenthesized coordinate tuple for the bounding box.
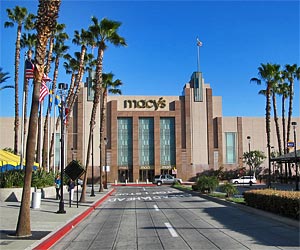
(124, 97, 166, 110)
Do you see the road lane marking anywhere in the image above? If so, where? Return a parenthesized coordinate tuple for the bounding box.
(153, 205, 159, 211)
(164, 222, 178, 237)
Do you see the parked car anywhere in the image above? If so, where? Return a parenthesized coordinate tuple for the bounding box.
(152, 174, 182, 186)
(230, 176, 257, 185)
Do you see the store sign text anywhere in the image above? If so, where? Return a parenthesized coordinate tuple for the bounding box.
(124, 97, 166, 110)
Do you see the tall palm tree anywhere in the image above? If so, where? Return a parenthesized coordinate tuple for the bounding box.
(80, 17, 126, 202)
(269, 69, 283, 156)
(15, 0, 61, 237)
(277, 82, 290, 179)
(0, 68, 13, 91)
(20, 33, 37, 160)
(99, 72, 123, 187)
(4, 6, 35, 155)
(67, 29, 92, 114)
(42, 31, 69, 170)
(282, 64, 300, 150)
(45, 23, 66, 75)
(251, 63, 280, 187)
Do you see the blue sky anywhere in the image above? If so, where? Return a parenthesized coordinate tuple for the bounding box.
(0, 0, 299, 117)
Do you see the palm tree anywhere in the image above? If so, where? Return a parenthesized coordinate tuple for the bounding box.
(277, 82, 290, 180)
(20, 33, 37, 161)
(42, 30, 69, 170)
(4, 6, 35, 155)
(15, 0, 61, 237)
(251, 63, 280, 188)
(67, 29, 92, 115)
(282, 64, 300, 151)
(0, 68, 13, 91)
(45, 23, 66, 75)
(80, 17, 126, 202)
(269, 69, 283, 156)
(99, 73, 123, 188)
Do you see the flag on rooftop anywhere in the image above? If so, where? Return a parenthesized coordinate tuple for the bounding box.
(39, 81, 49, 102)
(197, 38, 203, 47)
(25, 59, 34, 79)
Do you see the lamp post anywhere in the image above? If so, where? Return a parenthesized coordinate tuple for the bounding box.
(292, 122, 298, 191)
(247, 136, 252, 186)
(57, 82, 68, 214)
(104, 137, 108, 189)
(90, 129, 95, 196)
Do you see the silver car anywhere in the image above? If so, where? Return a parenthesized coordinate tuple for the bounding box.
(152, 174, 182, 186)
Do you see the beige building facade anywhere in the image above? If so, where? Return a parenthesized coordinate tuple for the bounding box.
(1, 71, 299, 183)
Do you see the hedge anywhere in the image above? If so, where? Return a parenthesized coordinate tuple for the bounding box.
(244, 189, 300, 219)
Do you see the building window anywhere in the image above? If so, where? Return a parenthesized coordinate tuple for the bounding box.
(117, 118, 133, 167)
(225, 132, 236, 164)
(160, 118, 175, 166)
(139, 118, 154, 166)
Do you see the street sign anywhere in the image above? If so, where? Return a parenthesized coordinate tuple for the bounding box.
(102, 166, 110, 172)
(287, 141, 294, 147)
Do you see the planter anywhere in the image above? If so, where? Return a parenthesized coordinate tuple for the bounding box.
(0, 187, 35, 202)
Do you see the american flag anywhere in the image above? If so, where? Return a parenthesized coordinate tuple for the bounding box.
(39, 81, 49, 102)
(25, 59, 34, 79)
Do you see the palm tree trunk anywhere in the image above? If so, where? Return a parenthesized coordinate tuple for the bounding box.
(14, 24, 22, 155)
(286, 80, 294, 178)
(272, 93, 282, 155)
(80, 47, 103, 202)
(266, 86, 272, 187)
(16, 0, 61, 237)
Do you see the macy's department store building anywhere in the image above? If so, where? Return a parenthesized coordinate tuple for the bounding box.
(66, 71, 300, 183)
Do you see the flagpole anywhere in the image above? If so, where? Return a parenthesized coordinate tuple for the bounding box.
(196, 37, 201, 72)
(39, 101, 43, 167)
(20, 53, 27, 170)
(53, 93, 56, 174)
(47, 94, 50, 172)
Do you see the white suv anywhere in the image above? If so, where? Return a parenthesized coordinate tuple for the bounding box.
(152, 174, 182, 186)
(230, 176, 257, 185)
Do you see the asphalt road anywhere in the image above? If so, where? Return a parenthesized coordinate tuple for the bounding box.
(51, 186, 299, 250)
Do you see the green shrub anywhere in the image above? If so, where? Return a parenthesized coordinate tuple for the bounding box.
(196, 176, 219, 193)
(244, 189, 300, 219)
(220, 183, 238, 197)
(0, 169, 56, 188)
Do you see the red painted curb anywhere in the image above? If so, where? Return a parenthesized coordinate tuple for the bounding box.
(112, 183, 155, 187)
(32, 188, 115, 250)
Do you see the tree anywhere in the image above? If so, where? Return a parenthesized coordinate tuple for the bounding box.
(15, 0, 61, 237)
(80, 17, 126, 202)
(277, 82, 290, 179)
(99, 73, 123, 188)
(242, 150, 266, 177)
(282, 64, 300, 152)
(42, 28, 69, 170)
(0, 68, 13, 91)
(251, 63, 280, 187)
(4, 6, 35, 155)
(20, 33, 37, 160)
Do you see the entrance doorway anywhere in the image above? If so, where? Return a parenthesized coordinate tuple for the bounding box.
(118, 170, 133, 182)
(139, 169, 154, 182)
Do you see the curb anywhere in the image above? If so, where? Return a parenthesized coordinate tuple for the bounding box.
(112, 183, 155, 187)
(31, 188, 115, 250)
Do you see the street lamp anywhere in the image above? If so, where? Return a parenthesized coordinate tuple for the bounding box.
(90, 129, 95, 196)
(247, 136, 252, 186)
(104, 137, 108, 189)
(292, 122, 298, 191)
(57, 82, 68, 214)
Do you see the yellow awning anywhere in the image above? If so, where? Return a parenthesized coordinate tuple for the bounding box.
(0, 150, 39, 167)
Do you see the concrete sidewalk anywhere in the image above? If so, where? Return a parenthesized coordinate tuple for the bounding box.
(0, 185, 114, 250)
